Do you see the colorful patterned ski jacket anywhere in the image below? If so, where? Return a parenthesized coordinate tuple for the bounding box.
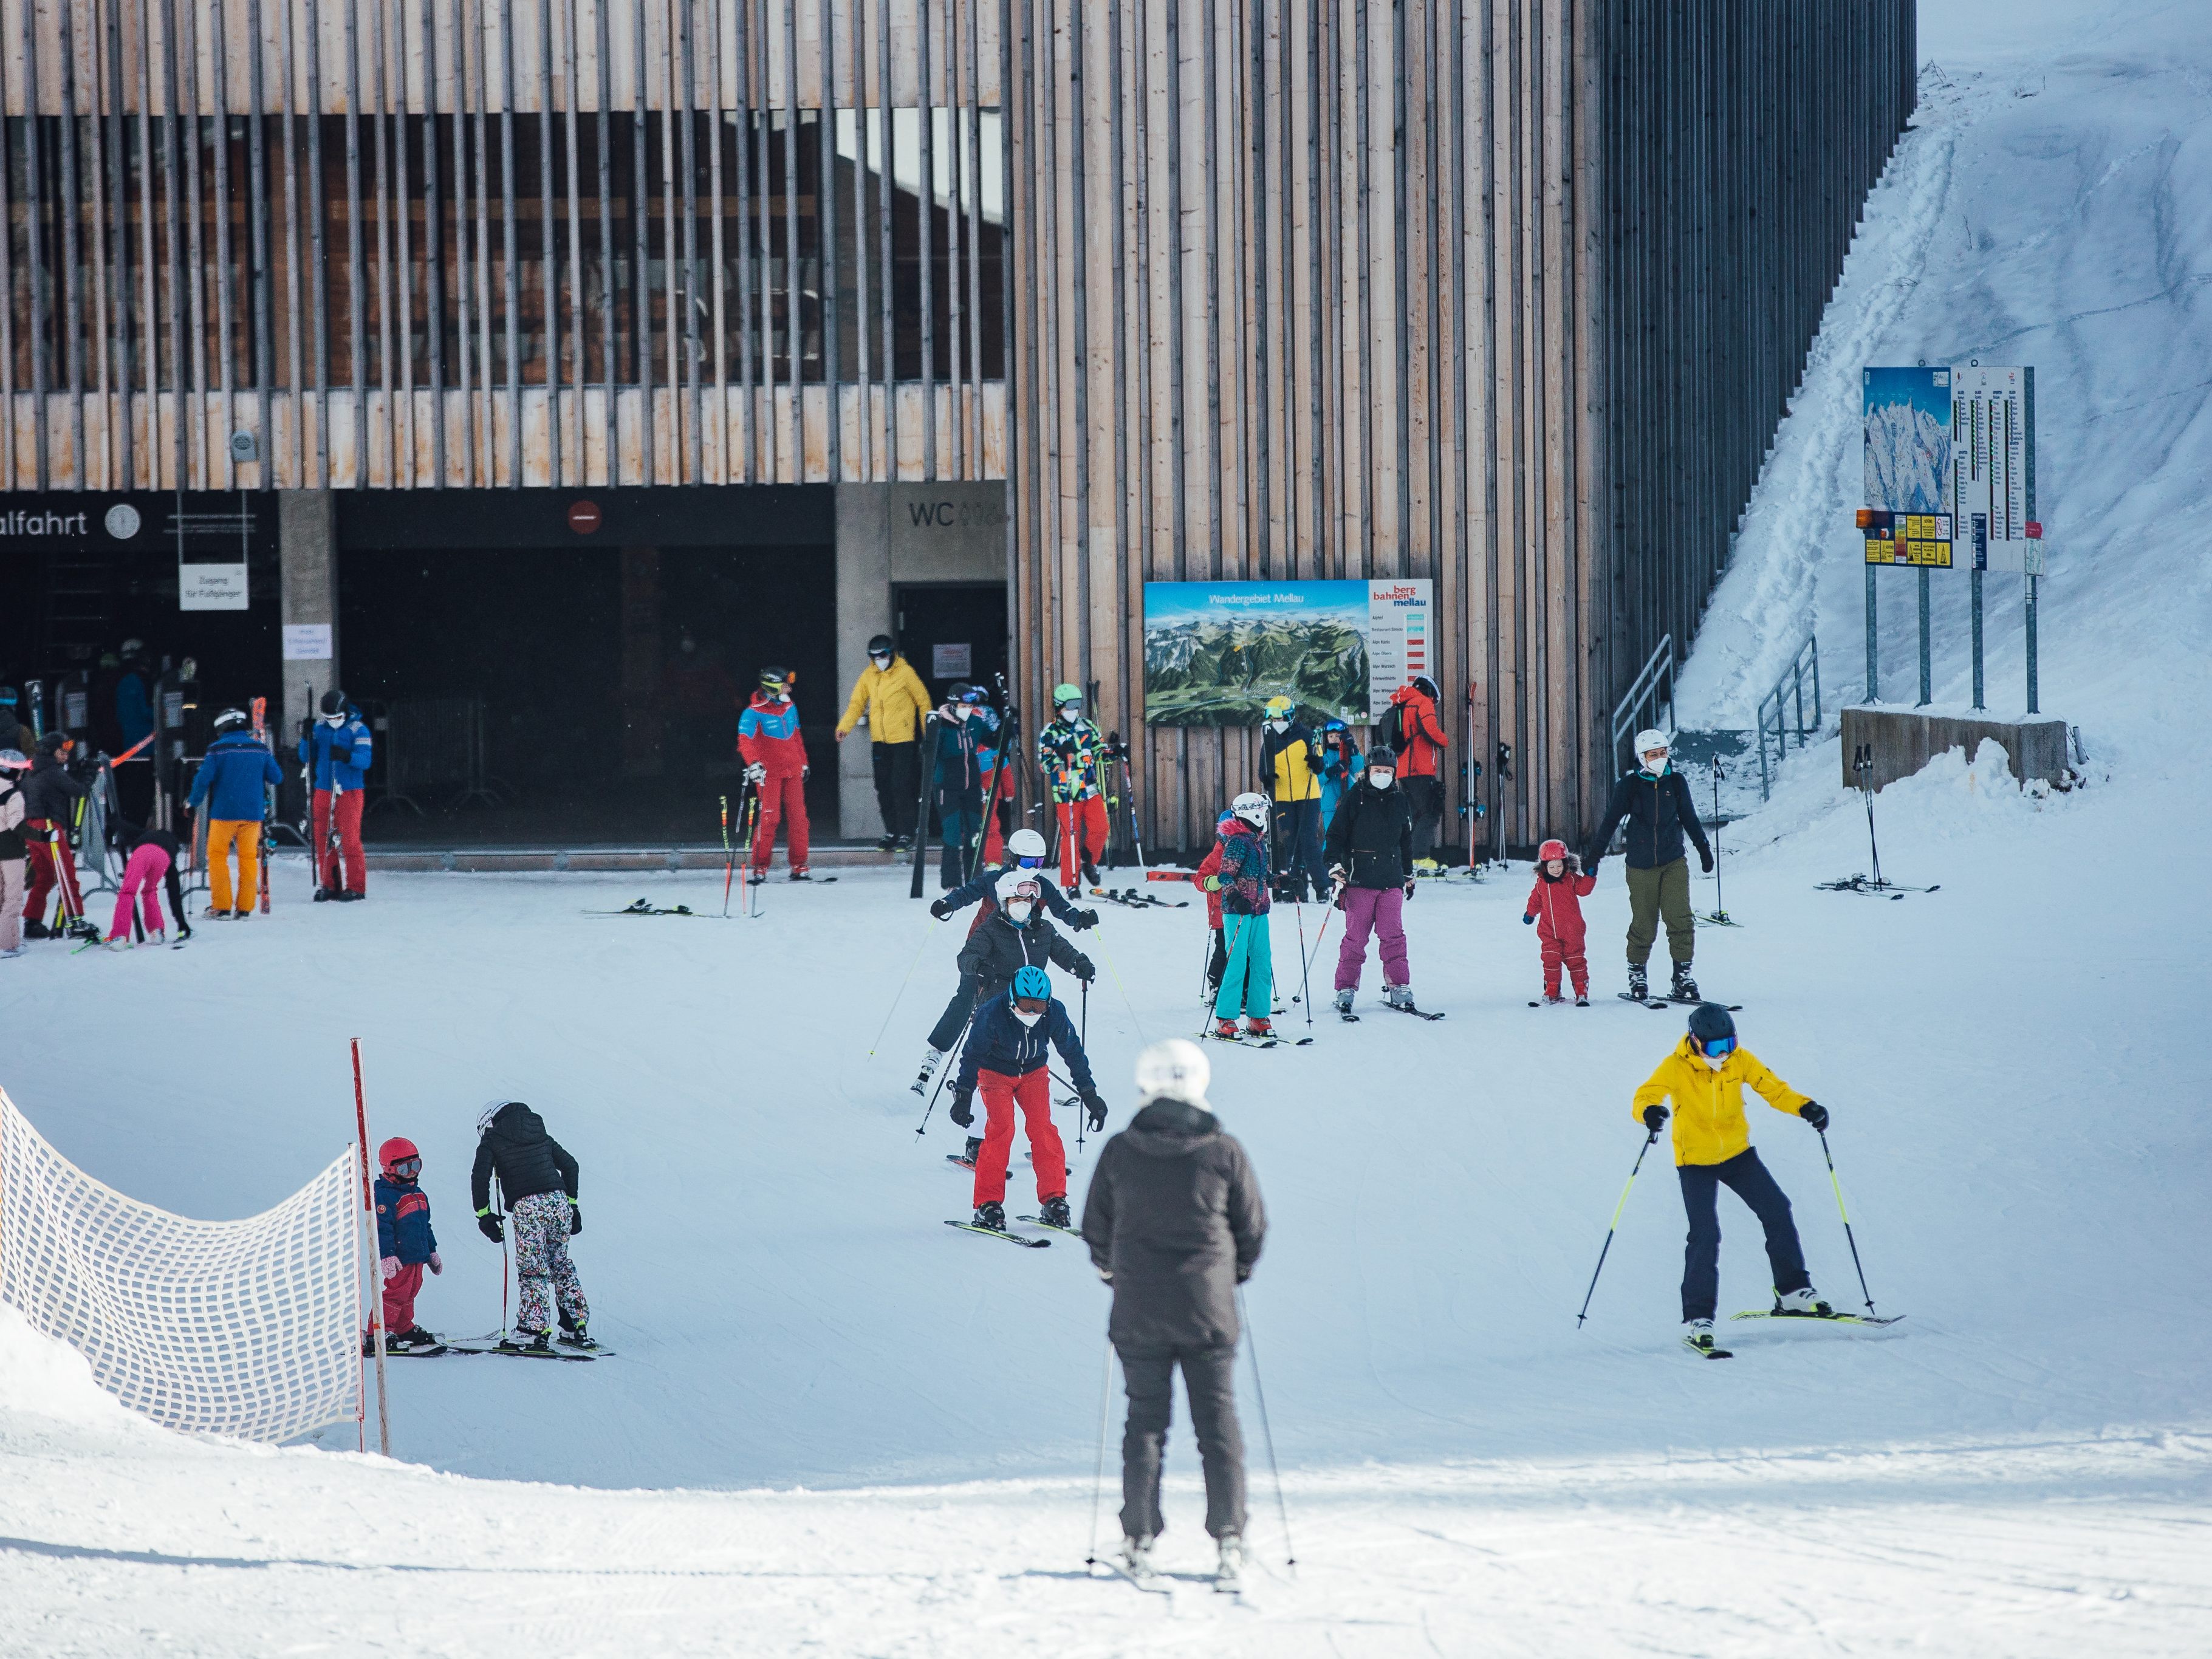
(1212, 819, 1272, 916)
(373, 1174, 439, 1264)
(1036, 716, 1106, 803)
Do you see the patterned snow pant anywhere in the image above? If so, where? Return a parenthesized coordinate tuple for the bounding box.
(511, 1189, 589, 1335)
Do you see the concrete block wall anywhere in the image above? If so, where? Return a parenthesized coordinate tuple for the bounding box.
(1841, 707, 2072, 793)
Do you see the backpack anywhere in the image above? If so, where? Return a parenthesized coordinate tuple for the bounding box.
(1375, 703, 1405, 756)
(0, 782, 22, 861)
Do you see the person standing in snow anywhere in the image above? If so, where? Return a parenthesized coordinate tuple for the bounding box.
(835, 633, 932, 852)
(299, 689, 374, 901)
(1037, 683, 1109, 892)
(1316, 719, 1363, 833)
(1583, 729, 1713, 1004)
(1191, 809, 1236, 1007)
(188, 708, 285, 918)
(738, 666, 814, 881)
(471, 1100, 594, 1353)
(1203, 795, 1275, 1041)
(930, 683, 998, 889)
(1081, 1037, 1267, 1587)
(21, 731, 89, 939)
(100, 817, 191, 948)
(1321, 746, 1417, 1016)
(0, 747, 29, 958)
(951, 964, 1107, 1233)
(1633, 1004, 1834, 1356)
(1522, 838, 1596, 1005)
(1383, 676, 1449, 863)
(369, 1137, 443, 1353)
(1257, 696, 1327, 901)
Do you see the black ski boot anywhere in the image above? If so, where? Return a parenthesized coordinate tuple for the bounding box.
(1671, 962, 1700, 1001)
(557, 1313, 600, 1351)
(499, 1329, 555, 1355)
(972, 1200, 1008, 1232)
(1037, 1195, 1073, 1229)
(1627, 962, 1649, 1001)
(877, 833, 897, 852)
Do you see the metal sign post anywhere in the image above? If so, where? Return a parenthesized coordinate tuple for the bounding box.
(1917, 568, 1932, 706)
(1864, 567, 1878, 701)
(1861, 368, 1954, 706)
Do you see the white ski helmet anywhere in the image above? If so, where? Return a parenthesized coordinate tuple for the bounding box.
(1230, 792, 1270, 829)
(1006, 827, 1048, 862)
(1632, 728, 1671, 762)
(1134, 1038, 1211, 1110)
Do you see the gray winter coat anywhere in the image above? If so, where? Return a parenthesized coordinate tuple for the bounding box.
(1080, 1098, 1265, 1353)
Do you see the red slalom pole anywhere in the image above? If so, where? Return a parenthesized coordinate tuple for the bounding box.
(351, 1039, 392, 1457)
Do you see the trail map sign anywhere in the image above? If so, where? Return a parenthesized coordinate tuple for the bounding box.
(1142, 579, 1434, 727)
(1862, 367, 1953, 567)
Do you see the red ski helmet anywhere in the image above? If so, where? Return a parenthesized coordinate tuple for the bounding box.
(1538, 839, 1569, 863)
(378, 1135, 421, 1174)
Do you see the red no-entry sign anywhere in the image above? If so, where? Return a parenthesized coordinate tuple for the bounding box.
(568, 499, 603, 535)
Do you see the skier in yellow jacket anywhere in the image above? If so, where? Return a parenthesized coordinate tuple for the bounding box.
(837, 634, 934, 850)
(1632, 1002, 1834, 1353)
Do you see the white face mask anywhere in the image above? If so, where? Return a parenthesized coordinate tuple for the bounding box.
(322, 711, 345, 726)
(1703, 1052, 1726, 1072)
(1367, 770, 1394, 789)
(1012, 1007, 1043, 1028)
(1267, 719, 1288, 733)
(1003, 901, 1034, 926)
(871, 654, 891, 669)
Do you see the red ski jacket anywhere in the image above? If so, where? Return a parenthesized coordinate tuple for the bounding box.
(1192, 815, 1234, 928)
(1387, 683, 1448, 778)
(737, 691, 809, 776)
(1524, 867, 1597, 950)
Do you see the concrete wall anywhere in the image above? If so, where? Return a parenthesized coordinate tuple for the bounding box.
(833, 481, 1010, 837)
(278, 490, 339, 742)
(1841, 707, 2072, 793)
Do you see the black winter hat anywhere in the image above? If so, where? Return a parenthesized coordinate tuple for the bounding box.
(320, 688, 348, 716)
(1687, 1002, 1736, 1047)
(37, 729, 69, 754)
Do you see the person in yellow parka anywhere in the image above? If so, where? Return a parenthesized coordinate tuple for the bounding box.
(1256, 695, 1326, 901)
(1632, 1002, 1834, 1353)
(837, 633, 934, 851)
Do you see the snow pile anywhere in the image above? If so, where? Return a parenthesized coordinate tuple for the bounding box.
(0, 1304, 141, 1436)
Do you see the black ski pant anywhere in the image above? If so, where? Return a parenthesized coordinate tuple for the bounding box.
(1117, 1343, 1246, 1542)
(1205, 926, 1228, 994)
(1677, 1148, 1809, 1322)
(926, 973, 980, 1054)
(937, 786, 981, 889)
(1272, 799, 1326, 899)
(871, 740, 920, 840)
(1404, 776, 1445, 860)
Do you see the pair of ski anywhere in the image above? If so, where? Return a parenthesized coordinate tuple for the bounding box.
(1105, 1559, 1245, 1597)
(1618, 992, 1744, 1011)
(1686, 1307, 1906, 1360)
(1208, 1028, 1316, 1048)
(1527, 994, 1592, 1008)
(1335, 999, 1448, 1024)
(1095, 886, 1186, 910)
(1816, 875, 1939, 899)
(382, 1335, 615, 1362)
(944, 1212, 1081, 1248)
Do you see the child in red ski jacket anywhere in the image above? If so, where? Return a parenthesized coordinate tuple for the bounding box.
(1192, 810, 1234, 1001)
(1522, 837, 1597, 1005)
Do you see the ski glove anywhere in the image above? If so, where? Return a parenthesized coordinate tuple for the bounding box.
(1798, 1102, 1829, 1132)
(1075, 956, 1097, 982)
(1200, 874, 1222, 892)
(949, 1089, 976, 1129)
(477, 1211, 505, 1243)
(1081, 1090, 1109, 1131)
(1522, 912, 1536, 925)
(1073, 908, 1100, 931)
(929, 898, 954, 920)
(744, 762, 767, 785)
(1403, 879, 1416, 900)
(569, 1200, 583, 1236)
(1699, 847, 1715, 874)
(1642, 1104, 1669, 1131)
(379, 1254, 400, 1282)
(428, 1252, 443, 1275)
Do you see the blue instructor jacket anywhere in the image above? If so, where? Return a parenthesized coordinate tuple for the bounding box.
(186, 730, 285, 822)
(955, 993, 1098, 1095)
(300, 708, 374, 790)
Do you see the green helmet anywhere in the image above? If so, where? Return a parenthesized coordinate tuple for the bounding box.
(1052, 683, 1083, 708)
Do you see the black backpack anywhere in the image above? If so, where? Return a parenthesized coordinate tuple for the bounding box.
(1375, 703, 1405, 756)
(0, 782, 22, 861)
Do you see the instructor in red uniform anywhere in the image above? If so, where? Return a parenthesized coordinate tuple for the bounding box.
(737, 666, 813, 880)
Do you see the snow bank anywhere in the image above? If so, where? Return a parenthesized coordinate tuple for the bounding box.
(0, 1304, 140, 1435)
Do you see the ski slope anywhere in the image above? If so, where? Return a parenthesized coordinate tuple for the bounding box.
(4, 3, 2211, 1652)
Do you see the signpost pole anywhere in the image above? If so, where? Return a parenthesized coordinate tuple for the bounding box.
(1864, 566, 1878, 702)
(1916, 569, 1932, 706)
(1970, 567, 1985, 709)
(2025, 574, 2040, 714)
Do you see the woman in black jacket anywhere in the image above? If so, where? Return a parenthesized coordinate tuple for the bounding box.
(1582, 730, 1714, 1002)
(1320, 747, 1418, 1015)
(471, 1100, 592, 1353)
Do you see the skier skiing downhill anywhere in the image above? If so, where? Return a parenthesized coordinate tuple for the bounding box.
(471, 1101, 594, 1353)
(1584, 729, 1714, 1003)
(1081, 1037, 1267, 1589)
(299, 690, 373, 901)
(1257, 696, 1327, 901)
(1633, 1004, 1834, 1355)
(368, 1137, 443, 1354)
(1201, 795, 1275, 1039)
(951, 965, 1108, 1233)
(1321, 745, 1417, 1016)
(1036, 684, 1109, 891)
(914, 870, 1097, 1107)
(1524, 838, 1597, 1005)
(737, 667, 813, 880)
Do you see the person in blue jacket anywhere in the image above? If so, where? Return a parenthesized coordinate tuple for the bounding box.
(369, 1135, 443, 1352)
(930, 683, 999, 891)
(186, 708, 285, 918)
(298, 689, 374, 901)
(950, 963, 1108, 1234)
(1317, 719, 1365, 833)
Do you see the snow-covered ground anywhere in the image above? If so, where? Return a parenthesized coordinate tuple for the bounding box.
(5, 2, 2211, 1652)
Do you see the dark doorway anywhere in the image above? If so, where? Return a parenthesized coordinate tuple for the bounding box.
(895, 583, 1007, 708)
(340, 544, 837, 845)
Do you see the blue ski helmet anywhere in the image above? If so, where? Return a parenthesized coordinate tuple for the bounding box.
(1010, 965, 1052, 1004)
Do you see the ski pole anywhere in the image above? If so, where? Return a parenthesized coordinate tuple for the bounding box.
(1086, 922, 1150, 1040)
(719, 793, 736, 917)
(867, 915, 942, 1058)
(1238, 1285, 1296, 1570)
(916, 1007, 978, 1137)
(1577, 1128, 1661, 1326)
(1084, 1336, 1116, 1572)
(1708, 758, 1730, 925)
(1293, 900, 1313, 1027)
(1818, 1129, 1879, 1315)
(1299, 898, 1338, 986)
(1077, 979, 1091, 1150)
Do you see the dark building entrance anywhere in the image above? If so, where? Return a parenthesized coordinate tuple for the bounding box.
(895, 583, 1008, 708)
(338, 487, 836, 846)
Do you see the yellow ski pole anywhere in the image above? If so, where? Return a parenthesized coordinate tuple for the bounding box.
(1577, 1128, 1660, 1326)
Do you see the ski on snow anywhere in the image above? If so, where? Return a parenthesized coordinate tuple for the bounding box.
(1095, 887, 1187, 909)
(1662, 994, 1743, 1011)
(587, 900, 709, 917)
(1380, 1001, 1447, 1021)
(1683, 1337, 1734, 1360)
(441, 1339, 611, 1361)
(944, 1219, 1051, 1248)
(1529, 997, 1592, 1008)
(1731, 1308, 1906, 1327)
(1015, 1214, 1084, 1238)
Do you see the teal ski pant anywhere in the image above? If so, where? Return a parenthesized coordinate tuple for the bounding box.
(1213, 913, 1273, 1020)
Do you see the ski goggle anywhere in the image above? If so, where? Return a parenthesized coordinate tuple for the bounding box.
(1015, 854, 1046, 869)
(959, 686, 988, 705)
(1697, 1035, 1736, 1059)
(385, 1156, 422, 1180)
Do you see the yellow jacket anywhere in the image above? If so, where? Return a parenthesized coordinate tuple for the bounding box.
(1262, 728, 1323, 802)
(1632, 1038, 1810, 1167)
(836, 655, 933, 744)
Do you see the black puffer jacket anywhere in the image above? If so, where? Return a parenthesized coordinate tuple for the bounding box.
(1081, 1097, 1265, 1353)
(1585, 767, 1711, 871)
(1322, 778, 1415, 890)
(470, 1101, 580, 1211)
(954, 909, 1093, 1004)
(19, 752, 87, 823)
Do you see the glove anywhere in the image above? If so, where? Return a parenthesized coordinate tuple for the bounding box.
(331, 744, 354, 764)
(1235, 1264, 1253, 1284)
(950, 1089, 975, 1129)
(477, 1212, 504, 1243)
(379, 1254, 400, 1282)
(1097, 1268, 1114, 1284)
(1642, 1104, 1669, 1131)
(1073, 908, 1100, 931)
(428, 1252, 443, 1276)
(1799, 1102, 1829, 1132)
(1586, 853, 1602, 876)
(1200, 874, 1222, 892)
(802, 764, 810, 781)
(1403, 879, 1416, 900)
(1522, 912, 1536, 926)
(1075, 956, 1096, 983)
(1081, 1090, 1108, 1132)
(569, 1200, 583, 1236)
(1699, 847, 1714, 874)
(744, 762, 767, 785)
(930, 898, 954, 920)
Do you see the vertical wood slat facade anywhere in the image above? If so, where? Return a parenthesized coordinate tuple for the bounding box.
(0, 0, 1009, 491)
(1008, 0, 1915, 853)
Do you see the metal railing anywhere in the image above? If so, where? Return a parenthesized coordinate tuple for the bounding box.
(1754, 632, 1823, 800)
(1611, 635, 1676, 775)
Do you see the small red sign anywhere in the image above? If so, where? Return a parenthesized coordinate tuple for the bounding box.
(567, 499, 603, 535)
(2024, 520, 2043, 539)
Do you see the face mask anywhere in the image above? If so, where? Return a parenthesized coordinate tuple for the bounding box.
(1703, 1052, 1727, 1072)
(871, 654, 891, 669)
(323, 712, 345, 727)
(1367, 770, 1394, 789)
(1004, 901, 1034, 926)
(1267, 719, 1288, 734)
(1012, 1007, 1044, 1028)
(1058, 704, 1081, 720)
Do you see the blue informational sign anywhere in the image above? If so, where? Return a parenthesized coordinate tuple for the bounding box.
(1142, 579, 1433, 727)
(1863, 366, 1953, 515)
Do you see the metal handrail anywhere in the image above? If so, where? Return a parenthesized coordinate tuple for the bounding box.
(1611, 634, 1676, 773)
(1754, 632, 1823, 799)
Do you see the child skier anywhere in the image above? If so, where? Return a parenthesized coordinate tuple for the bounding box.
(471, 1100, 593, 1353)
(1191, 809, 1234, 1006)
(1632, 1004, 1834, 1355)
(101, 818, 192, 948)
(1201, 795, 1274, 1039)
(1522, 837, 1596, 1005)
(368, 1137, 443, 1353)
(1317, 720, 1364, 833)
(950, 964, 1108, 1233)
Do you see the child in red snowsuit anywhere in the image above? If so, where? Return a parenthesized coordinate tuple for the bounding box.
(369, 1137, 442, 1352)
(1191, 810, 1234, 1001)
(1523, 837, 1597, 1004)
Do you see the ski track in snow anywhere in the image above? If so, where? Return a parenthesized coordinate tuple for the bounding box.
(6, 4, 2212, 1652)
